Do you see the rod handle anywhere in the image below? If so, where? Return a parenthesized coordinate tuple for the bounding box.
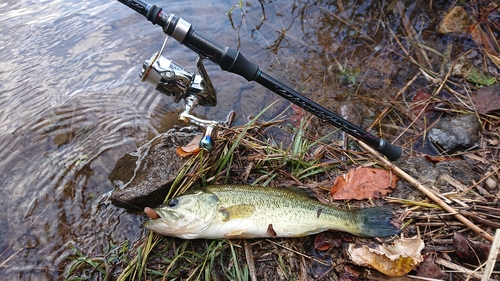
(377, 140, 402, 161)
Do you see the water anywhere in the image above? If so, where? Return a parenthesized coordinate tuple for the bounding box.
(0, 0, 272, 279)
(0, 0, 453, 279)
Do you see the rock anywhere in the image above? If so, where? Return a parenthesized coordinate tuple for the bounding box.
(428, 114, 481, 153)
(109, 126, 201, 209)
(485, 177, 498, 191)
(392, 156, 475, 199)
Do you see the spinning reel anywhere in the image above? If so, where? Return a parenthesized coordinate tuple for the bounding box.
(140, 37, 232, 151)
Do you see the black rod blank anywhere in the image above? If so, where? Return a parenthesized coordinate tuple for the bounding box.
(116, 0, 402, 161)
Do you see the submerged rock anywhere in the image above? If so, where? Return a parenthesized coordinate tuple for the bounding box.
(109, 126, 200, 209)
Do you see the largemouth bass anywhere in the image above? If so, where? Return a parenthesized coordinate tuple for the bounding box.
(143, 184, 400, 239)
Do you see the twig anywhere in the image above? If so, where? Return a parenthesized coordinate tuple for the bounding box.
(0, 248, 24, 268)
(357, 140, 494, 242)
(482, 229, 500, 281)
(264, 239, 329, 266)
(244, 240, 258, 281)
(434, 258, 493, 281)
(458, 166, 500, 197)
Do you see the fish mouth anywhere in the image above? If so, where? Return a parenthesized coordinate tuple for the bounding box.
(144, 207, 179, 222)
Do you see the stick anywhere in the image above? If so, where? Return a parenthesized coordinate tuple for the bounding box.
(434, 258, 492, 281)
(244, 240, 257, 281)
(481, 229, 500, 281)
(357, 141, 494, 242)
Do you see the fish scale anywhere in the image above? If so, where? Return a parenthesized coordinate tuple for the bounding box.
(208, 185, 361, 235)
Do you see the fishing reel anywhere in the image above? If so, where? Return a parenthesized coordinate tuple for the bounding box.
(139, 37, 233, 151)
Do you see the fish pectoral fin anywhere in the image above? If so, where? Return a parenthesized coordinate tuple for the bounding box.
(220, 204, 255, 222)
(224, 228, 254, 239)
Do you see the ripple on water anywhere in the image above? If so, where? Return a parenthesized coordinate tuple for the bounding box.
(0, 0, 272, 278)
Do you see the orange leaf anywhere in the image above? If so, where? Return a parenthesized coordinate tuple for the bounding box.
(175, 135, 202, 157)
(330, 167, 398, 200)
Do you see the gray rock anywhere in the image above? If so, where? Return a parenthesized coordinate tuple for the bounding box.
(392, 156, 476, 200)
(109, 126, 200, 209)
(428, 114, 481, 153)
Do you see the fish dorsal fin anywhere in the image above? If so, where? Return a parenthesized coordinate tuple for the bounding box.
(220, 204, 255, 222)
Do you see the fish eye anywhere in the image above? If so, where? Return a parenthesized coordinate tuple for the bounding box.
(167, 198, 179, 207)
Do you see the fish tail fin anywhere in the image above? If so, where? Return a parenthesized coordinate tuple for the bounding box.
(356, 206, 400, 237)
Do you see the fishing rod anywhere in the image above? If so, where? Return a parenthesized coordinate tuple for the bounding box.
(116, 0, 402, 161)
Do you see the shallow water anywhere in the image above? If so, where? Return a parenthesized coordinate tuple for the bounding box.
(0, 0, 455, 279)
(0, 0, 288, 278)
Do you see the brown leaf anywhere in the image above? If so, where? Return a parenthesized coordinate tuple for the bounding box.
(438, 6, 472, 34)
(416, 255, 443, 279)
(176, 135, 203, 157)
(330, 167, 398, 200)
(470, 23, 499, 54)
(314, 232, 342, 251)
(267, 224, 277, 238)
(453, 232, 490, 264)
(290, 104, 305, 128)
(471, 85, 500, 114)
(424, 155, 461, 163)
(410, 90, 433, 116)
(339, 265, 361, 281)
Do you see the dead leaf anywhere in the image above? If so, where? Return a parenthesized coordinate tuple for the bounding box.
(470, 23, 499, 55)
(348, 236, 425, 277)
(176, 135, 203, 157)
(438, 6, 472, 34)
(314, 232, 342, 251)
(453, 232, 493, 264)
(471, 85, 500, 114)
(330, 167, 398, 200)
(410, 90, 433, 116)
(416, 255, 443, 279)
(339, 265, 361, 281)
(424, 155, 461, 163)
(290, 104, 305, 127)
(267, 224, 277, 238)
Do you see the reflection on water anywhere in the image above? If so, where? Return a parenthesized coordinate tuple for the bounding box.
(0, 0, 450, 279)
(0, 0, 263, 278)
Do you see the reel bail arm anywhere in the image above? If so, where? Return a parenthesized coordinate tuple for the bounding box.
(140, 47, 232, 151)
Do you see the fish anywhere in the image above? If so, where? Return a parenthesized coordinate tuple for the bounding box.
(142, 184, 400, 239)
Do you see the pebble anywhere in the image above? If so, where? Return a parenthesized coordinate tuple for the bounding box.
(484, 177, 498, 191)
